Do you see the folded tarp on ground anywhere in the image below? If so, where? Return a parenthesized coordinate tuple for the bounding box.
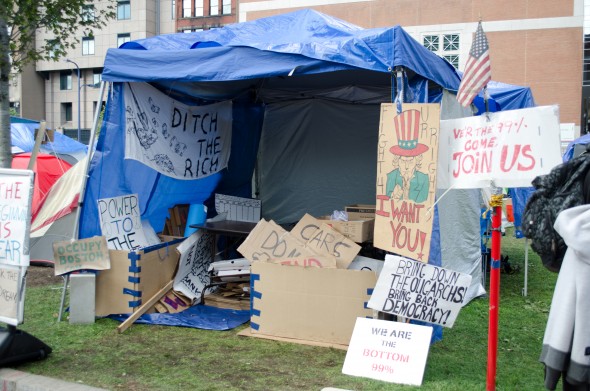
(108, 305, 250, 330)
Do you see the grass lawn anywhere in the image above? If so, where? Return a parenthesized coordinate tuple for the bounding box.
(4, 227, 558, 391)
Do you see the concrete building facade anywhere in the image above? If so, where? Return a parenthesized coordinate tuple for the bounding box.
(9, 1, 586, 139)
(11, 0, 177, 140)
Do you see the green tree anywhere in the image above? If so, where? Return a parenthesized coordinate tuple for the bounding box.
(0, 0, 115, 168)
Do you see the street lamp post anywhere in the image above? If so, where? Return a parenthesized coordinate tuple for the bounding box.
(65, 59, 81, 141)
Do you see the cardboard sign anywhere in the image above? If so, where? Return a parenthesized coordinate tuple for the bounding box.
(374, 104, 440, 262)
(368, 255, 472, 328)
(53, 236, 110, 276)
(0, 264, 25, 325)
(438, 105, 563, 189)
(237, 219, 319, 262)
(215, 194, 261, 223)
(173, 230, 214, 302)
(0, 168, 34, 267)
(124, 82, 232, 180)
(98, 194, 151, 250)
(290, 214, 361, 269)
(342, 317, 432, 386)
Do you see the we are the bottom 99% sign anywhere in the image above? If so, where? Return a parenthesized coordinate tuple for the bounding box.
(342, 317, 433, 385)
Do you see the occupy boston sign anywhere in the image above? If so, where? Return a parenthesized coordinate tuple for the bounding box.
(368, 255, 472, 328)
(52, 236, 110, 276)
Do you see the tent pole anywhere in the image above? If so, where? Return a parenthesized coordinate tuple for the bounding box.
(27, 121, 46, 171)
(486, 193, 503, 391)
(56, 81, 107, 322)
(72, 81, 108, 241)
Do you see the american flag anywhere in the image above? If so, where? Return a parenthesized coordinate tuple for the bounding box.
(457, 21, 491, 107)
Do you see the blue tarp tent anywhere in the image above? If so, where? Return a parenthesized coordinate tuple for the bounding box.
(81, 9, 466, 241)
(10, 116, 88, 163)
(81, 9, 535, 335)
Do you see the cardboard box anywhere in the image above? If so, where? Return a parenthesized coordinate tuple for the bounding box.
(250, 262, 376, 346)
(317, 216, 374, 243)
(345, 204, 376, 220)
(95, 237, 184, 316)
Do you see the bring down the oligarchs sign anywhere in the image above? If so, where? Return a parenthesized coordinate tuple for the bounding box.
(368, 255, 472, 328)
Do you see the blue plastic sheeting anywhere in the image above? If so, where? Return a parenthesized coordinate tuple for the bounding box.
(10, 117, 88, 156)
(109, 305, 250, 330)
(455, 74, 537, 112)
(78, 83, 264, 237)
(106, 9, 461, 92)
(563, 133, 590, 162)
(485, 80, 536, 111)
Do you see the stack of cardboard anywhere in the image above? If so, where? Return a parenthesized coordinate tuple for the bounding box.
(237, 214, 377, 348)
(203, 282, 250, 310)
(203, 258, 251, 310)
(162, 204, 189, 236)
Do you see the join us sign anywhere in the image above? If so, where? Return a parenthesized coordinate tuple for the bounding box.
(438, 105, 562, 189)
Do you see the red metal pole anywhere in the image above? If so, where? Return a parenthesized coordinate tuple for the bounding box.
(486, 204, 502, 391)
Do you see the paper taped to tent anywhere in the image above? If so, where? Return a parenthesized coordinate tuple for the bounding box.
(52, 10, 553, 342)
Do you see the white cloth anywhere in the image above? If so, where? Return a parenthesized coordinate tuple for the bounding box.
(540, 204, 590, 389)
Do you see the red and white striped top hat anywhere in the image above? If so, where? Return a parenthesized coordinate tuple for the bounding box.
(389, 109, 429, 157)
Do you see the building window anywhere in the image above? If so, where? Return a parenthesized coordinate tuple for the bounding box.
(172, 0, 175, 19)
(183, 0, 192, 17)
(117, 0, 131, 20)
(93, 70, 102, 86)
(62, 102, 73, 122)
(195, 0, 203, 17)
(423, 33, 460, 69)
(82, 37, 95, 55)
(82, 5, 95, 22)
(222, 0, 231, 14)
(117, 33, 131, 47)
(60, 72, 72, 90)
(210, 0, 219, 16)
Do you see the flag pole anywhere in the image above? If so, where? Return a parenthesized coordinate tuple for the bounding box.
(486, 191, 503, 391)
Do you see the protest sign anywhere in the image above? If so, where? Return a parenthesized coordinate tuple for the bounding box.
(124, 82, 232, 180)
(0, 264, 25, 325)
(173, 230, 215, 302)
(342, 317, 432, 385)
(368, 255, 472, 328)
(53, 236, 110, 276)
(438, 105, 562, 189)
(374, 104, 440, 262)
(237, 219, 320, 263)
(290, 214, 360, 269)
(0, 168, 34, 268)
(98, 194, 150, 250)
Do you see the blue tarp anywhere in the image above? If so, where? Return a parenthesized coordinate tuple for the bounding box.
(81, 9, 465, 240)
(109, 305, 250, 330)
(10, 116, 88, 158)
